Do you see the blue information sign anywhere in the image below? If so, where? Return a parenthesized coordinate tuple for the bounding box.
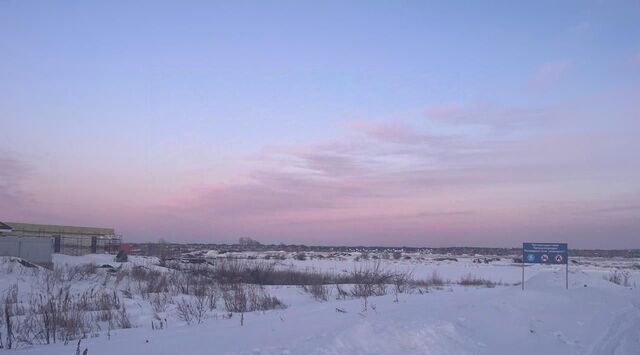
(522, 243, 568, 265)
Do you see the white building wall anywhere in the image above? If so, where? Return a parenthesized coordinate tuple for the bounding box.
(0, 236, 53, 266)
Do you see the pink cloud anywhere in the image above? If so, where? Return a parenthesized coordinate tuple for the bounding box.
(424, 104, 465, 120)
(424, 102, 550, 134)
(6, 92, 640, 247)
(346, 120, 420, 143)
(528, 59, 573, 90)
(573, 21, 589, 34)
(0, 152, 34, 215)
(345, 119, 456, 149)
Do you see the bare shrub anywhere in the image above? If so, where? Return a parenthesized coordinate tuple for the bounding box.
(192, 293, 208, 323)
(606, 270, 631, 286)
(348, 261, 395, 310)
(392, 269, 414, 294)
(166, 270, 193, 295)
(205, 286, 219, 311)
(114, 268, 128, 286)
(301, 284, 330, 302)
(57, 264, 97, 282)
(349, 261, 393, 297)
(151, 313, 167, 330)
(146, 272, 169, 294)
(458, 273, 496, 287)
(335, 284, 348, 300)
(3, 284, 19, 315)
(116, 304, 132, 329)
(175, 297, 203, 325)
(129, 266, 168, 297)
(222, 284, 285, 313)
(150, 293, 170, 313)
(76, 338, 88, 355)
(130, 265, 150, 281)
(25, 277, 128, 343)
(208, 259, 334, 286)
(4, 297, 14, 349)
(175, 298, 193, 324)
(221, 283, 248, 313)
(350, 282, 386, 298)
(175, 258, 429, 289)
(173, 276, 216, 325)
(424, 270, 446, 286)
(247, 285, 286, 311)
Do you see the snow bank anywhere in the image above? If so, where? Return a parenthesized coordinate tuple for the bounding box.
(2, 253, 638, 355)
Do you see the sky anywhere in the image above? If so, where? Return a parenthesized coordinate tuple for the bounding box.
(1, 1, 639, 248)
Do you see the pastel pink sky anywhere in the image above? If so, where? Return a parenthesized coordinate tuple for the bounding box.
(2, 1, 640, 247)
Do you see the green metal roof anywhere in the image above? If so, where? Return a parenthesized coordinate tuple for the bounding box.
(6, 222, 115, 236)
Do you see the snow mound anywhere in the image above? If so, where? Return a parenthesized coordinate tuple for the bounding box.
(316, 321, 468, 355)
(0, 256, 43, 272)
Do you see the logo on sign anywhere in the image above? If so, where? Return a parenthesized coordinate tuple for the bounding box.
(541, 254, 549, 262)
(527, 254, 535, 262)
(555, 255, 563, 263)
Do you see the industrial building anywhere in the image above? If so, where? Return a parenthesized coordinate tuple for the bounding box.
(0, 221, 121, 261)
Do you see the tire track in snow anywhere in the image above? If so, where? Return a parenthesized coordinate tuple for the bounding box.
(589, 298, 640, 355)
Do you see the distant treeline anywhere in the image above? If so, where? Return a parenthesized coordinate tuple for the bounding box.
(127, 243, 640, 259)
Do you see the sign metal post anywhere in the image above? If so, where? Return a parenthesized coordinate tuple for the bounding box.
(522, 258, 525, 290)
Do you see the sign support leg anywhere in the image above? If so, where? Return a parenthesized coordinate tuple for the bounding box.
(522, 260, 525, 290)
(566, 262, 568, 290)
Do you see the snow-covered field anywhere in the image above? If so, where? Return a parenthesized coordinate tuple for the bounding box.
(1, 252, 639, 354)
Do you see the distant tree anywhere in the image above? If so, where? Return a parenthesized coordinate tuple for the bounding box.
(157, 238, 170, 264)
(239, 237, 262, 246)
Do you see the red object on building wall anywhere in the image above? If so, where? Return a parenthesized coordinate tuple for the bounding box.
(120, 243, 131, 253)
